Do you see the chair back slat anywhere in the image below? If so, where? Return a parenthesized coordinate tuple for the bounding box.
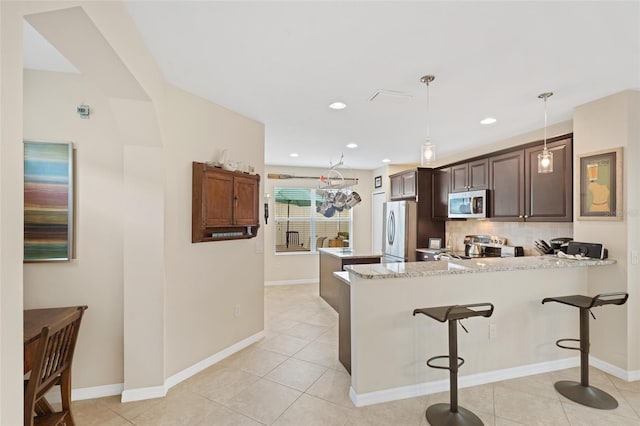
(24, 306, 86, 426)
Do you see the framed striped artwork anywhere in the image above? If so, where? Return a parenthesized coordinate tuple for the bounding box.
(24, 140, 74, 262)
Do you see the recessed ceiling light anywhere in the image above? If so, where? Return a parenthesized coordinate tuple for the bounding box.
(329, 102, 347, 110)
(382, 158, 391, 163)
(289, 153, 299, 157)
(480, 117, 497, 125)
(346, 143, 358, 149)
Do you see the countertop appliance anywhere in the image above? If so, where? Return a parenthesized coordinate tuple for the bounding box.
(462, 235, 524, 258)
(383, 200, 418, 262)
(448, 190, 488, 219)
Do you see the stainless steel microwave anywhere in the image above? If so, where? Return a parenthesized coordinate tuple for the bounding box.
(448, 190, 488, 219)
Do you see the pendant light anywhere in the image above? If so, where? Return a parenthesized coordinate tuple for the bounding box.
(537, 92, 554, 173)
(420, 75, 436, 167)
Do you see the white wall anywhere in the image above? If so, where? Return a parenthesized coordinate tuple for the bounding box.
(23, 70, 126, 388)
(573, 90, 640, 371)
(3, 4, 266, 421)
(264, 166, 373, 284)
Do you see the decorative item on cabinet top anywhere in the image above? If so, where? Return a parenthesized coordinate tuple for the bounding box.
(205, 149, 256, 174)
(192, 162, 260, 243)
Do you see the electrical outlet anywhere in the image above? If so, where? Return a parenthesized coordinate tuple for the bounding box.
(632, 250, 639, 265)
(489, 324, 497, 340)
(234, 304, 240, 318)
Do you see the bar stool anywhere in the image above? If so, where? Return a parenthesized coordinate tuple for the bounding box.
(542, 292, 628, 409)
(413, 303, 494, 426)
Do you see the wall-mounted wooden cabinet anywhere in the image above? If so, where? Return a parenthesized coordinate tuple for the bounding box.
(450, 159, 488, 192)
(192, 162, 260, 242)
(489, 136, 572, 222)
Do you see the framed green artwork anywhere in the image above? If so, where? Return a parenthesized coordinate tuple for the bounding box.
(578, 147, 622, 220)
(24, 140, 74, 261)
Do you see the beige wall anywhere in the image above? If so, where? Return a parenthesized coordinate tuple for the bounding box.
(264, 166, 373, 284)
(160, 85, 264, 376)
(2, 3, 266, 421)
(573, 90, 640, 371)
(23, 70, 126, 388)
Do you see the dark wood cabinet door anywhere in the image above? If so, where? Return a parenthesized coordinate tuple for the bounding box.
(469, 159, 488, 190)
(489, 150, 525, 220)
(432, 168, 450, 220)
(450, 164, 468, 192)
(390, 175, 403, 199)
(234, 174, 259, 225)
(525, 138, 572, 221)
(204, 171, 234, 227)
(401, 172, 416, 198)
(390, 170, 416, 200)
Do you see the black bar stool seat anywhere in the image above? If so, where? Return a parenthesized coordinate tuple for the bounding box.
(414, 303, 494, 426)
(542, 292, 628, 409)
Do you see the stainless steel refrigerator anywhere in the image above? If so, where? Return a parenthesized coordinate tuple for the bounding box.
(383, 200, 418, 262)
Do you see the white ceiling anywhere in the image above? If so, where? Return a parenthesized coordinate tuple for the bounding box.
(25, 2, 640, 170)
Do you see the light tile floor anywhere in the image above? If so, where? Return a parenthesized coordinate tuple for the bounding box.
(70, 283, 640, 425)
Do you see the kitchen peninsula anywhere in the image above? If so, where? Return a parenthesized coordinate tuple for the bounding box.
(344, 256, 616, 407)
(319, 248, 382, 372)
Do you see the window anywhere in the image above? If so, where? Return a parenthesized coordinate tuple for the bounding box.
(274, 187, 352, 253)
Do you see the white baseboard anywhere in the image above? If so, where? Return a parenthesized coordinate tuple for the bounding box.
(46, 383, 124, 404)
(350, 357, 580, 407)
(49, 331, 265, 404)
(264, 279, 318, 286)
(121, 385, 166, 403)
(591, 356, 640, 381)
(163, 330, 265, 392)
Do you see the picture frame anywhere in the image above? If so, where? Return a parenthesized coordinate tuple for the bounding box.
(578, 147, 622, 220)
(428, 238, 442, 250)
(24, 140, 74, 261)
(374, 175, 382, 188)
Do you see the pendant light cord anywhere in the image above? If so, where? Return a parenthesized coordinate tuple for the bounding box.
(426, 80, 431, 140)
(543, 95, 548, 150)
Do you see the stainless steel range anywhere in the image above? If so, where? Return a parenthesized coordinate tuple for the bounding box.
(463, 235, 524, 258)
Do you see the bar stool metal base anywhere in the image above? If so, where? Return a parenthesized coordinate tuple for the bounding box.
(426, 403, 484, 426)
(554, 380, 618, 409)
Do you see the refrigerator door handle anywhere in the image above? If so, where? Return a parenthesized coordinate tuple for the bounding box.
(387, 211, 395, 246)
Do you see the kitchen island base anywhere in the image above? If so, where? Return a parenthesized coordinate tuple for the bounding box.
(345, 257, 618, 407)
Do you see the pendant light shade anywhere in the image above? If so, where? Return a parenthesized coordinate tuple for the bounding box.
(537, 92, 554, 174)
(420, 75, 436, 167)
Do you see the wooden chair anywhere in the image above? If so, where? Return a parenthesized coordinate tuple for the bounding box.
(24, 306, 87, 426)
(316, 236, 327, 249)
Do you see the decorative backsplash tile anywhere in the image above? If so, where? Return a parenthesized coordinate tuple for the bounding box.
(445, 221, 573, 256)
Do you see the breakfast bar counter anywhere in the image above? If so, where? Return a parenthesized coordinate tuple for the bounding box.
(343, 256, 617, 407)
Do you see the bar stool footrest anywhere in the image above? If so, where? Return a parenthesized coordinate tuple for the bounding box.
(555, 338, 582, 351)
(554, 380, 618, 410)
(426, 355, 465, 371)
(426, 403, 484, 426)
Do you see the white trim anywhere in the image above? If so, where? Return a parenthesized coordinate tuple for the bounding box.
(264, 278, 318, 286)
(45, 383, 124, 404)
(350, 357, 580, 407)
(121, 385, 166, 403)
(591, 356, 640, 381)
(47, 331, 265, 404)
(164, 330, 265, 391)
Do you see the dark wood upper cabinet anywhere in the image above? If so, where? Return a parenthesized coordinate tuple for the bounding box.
(450, 159, 488, 192)
(489, 150, 526, 220)
(524, 137, 573, 222)
(432, 167, 450, 220)
(488, 135, 573, 222)
(390, 170, 417, 200)
(192, 162, 260, 242)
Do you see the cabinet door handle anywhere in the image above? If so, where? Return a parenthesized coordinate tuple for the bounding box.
(518, 215, 524, 218)
(524, 215, 529, 218)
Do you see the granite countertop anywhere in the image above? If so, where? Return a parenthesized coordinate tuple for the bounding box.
(318, 247, 383, 259)
(345, 256, 616, 280)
